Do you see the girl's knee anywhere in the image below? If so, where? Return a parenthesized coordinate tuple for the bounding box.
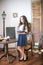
(17, 46, 21, 50)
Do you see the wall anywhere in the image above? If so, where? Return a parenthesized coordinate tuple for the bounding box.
(0, 0, 32, 48)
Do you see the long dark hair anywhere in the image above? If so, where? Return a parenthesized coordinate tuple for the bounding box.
(18, 15, 30, 32)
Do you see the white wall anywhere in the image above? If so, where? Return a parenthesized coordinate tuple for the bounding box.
(0, 0, 32, 48)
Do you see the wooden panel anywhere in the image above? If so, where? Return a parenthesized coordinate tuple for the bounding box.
(41, 0, 43, 33)
(32, 2, 41, 42)
(33, 20, 40, 33)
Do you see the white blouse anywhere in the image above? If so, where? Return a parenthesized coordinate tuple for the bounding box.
(17, 24, 28, 33)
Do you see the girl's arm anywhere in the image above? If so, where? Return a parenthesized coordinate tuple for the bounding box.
(17, 31, 26, 34)
(17, 25, 28, 34)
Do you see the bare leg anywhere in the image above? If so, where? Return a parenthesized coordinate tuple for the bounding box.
(21, 47, 26, 60)
(18, 46, 24, 58)
(18, 46, 26, 60)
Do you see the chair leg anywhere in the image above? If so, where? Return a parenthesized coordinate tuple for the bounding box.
(31, 49, 33, 56)
(25, 50, 28, 60)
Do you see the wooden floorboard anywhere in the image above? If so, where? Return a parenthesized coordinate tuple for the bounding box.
(0, 49, 43, 65)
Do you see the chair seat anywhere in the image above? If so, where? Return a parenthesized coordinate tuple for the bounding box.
(41, 49, 43, 52)
(32, 50, 39, 53)
(24, 45, 31, 50)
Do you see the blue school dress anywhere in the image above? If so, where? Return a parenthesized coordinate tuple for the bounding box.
(17, 24, 28, 46)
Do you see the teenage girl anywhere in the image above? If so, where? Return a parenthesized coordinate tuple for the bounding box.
(17, 15, 29, 61)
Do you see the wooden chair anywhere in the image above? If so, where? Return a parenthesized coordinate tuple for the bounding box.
(24, 41, 32, 59)
(32, 35, 42, 55)
(32, 42, 40, 54)
(24, 32, 33, 59)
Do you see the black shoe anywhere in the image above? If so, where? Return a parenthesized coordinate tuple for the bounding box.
(23, 59, 27, 61)
(19, 59, 24, 61)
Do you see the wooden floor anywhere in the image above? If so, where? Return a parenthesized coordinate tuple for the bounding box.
(0, 49, 43, 65)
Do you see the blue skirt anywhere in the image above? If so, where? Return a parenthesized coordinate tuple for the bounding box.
(17, 34, 27, 46)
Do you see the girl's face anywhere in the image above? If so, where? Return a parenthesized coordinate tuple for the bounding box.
(20, 17, 24, 23)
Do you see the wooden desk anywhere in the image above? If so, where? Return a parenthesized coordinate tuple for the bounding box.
(0, 39, 17, 63)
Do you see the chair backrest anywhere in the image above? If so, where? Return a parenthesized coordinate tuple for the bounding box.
(40, 35, 43, 49)
(27, 32, 33, 43)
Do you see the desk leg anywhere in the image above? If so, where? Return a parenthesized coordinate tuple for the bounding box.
(0, 44, 16, 63)
(0, 54, 6, 59)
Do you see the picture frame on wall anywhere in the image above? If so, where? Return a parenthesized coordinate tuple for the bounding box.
(13, 13, 18, 18)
